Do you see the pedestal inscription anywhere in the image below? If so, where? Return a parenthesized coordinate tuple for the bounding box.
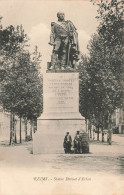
(44, 73, 79, 113)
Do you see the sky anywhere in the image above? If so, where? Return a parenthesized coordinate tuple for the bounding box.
(0, 0, 98, 71)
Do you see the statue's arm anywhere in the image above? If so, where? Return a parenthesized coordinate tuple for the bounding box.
(67, 20, 80, 51)
(49, 22, 56, 46)
(67, 20, 77, 31)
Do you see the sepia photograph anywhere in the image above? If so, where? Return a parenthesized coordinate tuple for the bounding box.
(0, 0, 124, 194)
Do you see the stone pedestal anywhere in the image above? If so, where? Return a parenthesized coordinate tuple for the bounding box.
(33, 72, 86, 154)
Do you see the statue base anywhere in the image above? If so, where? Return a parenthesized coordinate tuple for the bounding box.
(33, 72, 86, 154)
(33, 117, 85, 154)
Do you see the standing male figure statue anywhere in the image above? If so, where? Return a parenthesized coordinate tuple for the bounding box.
(48, 12, 79, 70)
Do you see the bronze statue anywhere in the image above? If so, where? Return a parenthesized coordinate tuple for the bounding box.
(48, 12, 80, 71)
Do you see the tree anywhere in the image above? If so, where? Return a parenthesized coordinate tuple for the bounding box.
(1, 48, 43, 142)
(93, 0, 124, 108)
(12, 48, 43, 140)
(79, 0, 123, 141)
(0, 23, 43, 144)
(0, 24, 29, 145)
(88, 33, 122, 139)
(94, 0, 123, 134)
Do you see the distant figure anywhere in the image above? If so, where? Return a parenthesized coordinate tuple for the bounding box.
(63, 132, 72, 153)
(74, 131, 81, 154)
(107, 129, 112, 145)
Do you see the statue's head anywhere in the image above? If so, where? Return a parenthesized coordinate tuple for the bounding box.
(57, 12, 65, 21)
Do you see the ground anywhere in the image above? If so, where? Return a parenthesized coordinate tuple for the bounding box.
(0, 134, 124, 195)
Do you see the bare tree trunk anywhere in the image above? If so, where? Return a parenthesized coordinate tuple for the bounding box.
(89, 126, 92, 139)
(20, 117, 22, 143)
(101, 126, 104, 142)
(9, 112, 13, 145)
(12, 114, 15, 145)
(88, 120, 92, 139)
(107, 113, 112, 145)
(30, 120, 33, 140)
(24, 118, 28, 141)
(109, 114, 112, 130)
(93, 129, 95, 140)
(14, 120, 17, 143)
(34, 119, 37, 133)
(32, 120, 35, 133)
(97, 126, 99, 141)
(10, 113, 15, 146)
(85, 119, 88, 132)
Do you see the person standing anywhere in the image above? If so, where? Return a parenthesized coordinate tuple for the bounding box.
(63, 132, 72, 153)
(74, 131, 81, 154)
(107, 129, 113, 145)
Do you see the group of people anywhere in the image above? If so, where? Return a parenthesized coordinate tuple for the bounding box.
(63, 130, 88, 154)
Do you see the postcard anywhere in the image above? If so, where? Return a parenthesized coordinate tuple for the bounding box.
(0, 0, 124, 195)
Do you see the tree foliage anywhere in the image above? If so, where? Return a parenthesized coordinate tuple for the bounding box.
(1, 25, 43, 120)
(0, 22, 43, 144)
(79, 0, 124, 131)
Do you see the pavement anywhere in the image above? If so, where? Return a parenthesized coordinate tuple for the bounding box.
(0, 134, 124, 195)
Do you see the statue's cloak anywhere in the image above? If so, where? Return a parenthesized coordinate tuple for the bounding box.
(50, 20, 79, 52)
